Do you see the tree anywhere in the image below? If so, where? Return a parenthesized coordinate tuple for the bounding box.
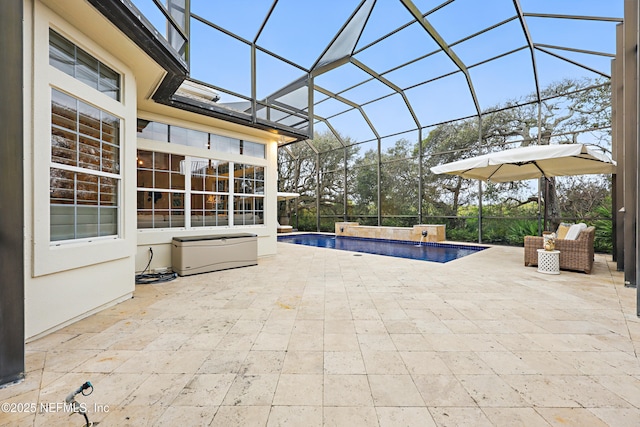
(278, 130, 358, 227)
(277, 77, 612, 237)
(422, 120, 482, 216)
(508, 77, 611, 229)
(421, 114, 531, 216)
(556, 175, 611, 220)
(423, 77, 612, 230)
(351, 139, 419, 224)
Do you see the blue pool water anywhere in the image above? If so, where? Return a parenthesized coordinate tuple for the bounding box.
(277, 234, 486, 263)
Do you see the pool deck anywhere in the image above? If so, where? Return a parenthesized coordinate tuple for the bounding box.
(1, 242, 640, 426)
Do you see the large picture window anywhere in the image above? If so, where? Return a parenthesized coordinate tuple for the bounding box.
(50, 89, 120, 241)
(136, 150, 264, 229)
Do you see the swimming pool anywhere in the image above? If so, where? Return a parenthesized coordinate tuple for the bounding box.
(277, 233, 487, 263)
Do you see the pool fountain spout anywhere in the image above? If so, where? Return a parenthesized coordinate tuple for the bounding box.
(415, 229, 428, 247)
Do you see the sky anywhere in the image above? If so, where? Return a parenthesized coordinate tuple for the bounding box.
(132, 0, 623, 146)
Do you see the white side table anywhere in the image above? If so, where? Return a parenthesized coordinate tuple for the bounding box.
(537, 249, 560, 274)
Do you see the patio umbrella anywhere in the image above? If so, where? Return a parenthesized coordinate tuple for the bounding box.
(430, 143, 616, 232)
(429, 143, 616, 182)
(276, 191, 301, 201)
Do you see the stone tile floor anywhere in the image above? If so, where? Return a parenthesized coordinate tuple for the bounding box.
(1, 242, 640, 426)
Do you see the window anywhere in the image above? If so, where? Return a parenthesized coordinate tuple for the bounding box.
(191, 158, 230, 227)
(49, 29, 121, 101)
(50, 89, 120, 241)
(137, 120, 168, 142)
(242, 140, 266, 158)
(211, 133, 241, 154)
(136, 151, 185, 228)
(136, 151, 264, 228)
(137, 119, 266, 158)
(234, 163, 265, 226)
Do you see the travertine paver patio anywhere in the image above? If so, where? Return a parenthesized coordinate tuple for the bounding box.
(1, 241, 640, 426)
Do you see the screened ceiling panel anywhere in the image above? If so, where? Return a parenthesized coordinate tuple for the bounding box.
(256, 0, 361, 69)
(383, 50, 459, 89)
(312, 121, 332, 138)
(312, 96, 353, 120)
(272, 85, 309, 112)
(405, 73, 478, 127)
(354, 1, 421, 50)
(354, 22, 441, 73)
(526, 18, 618, 54)
(314, 63, 376, 95)
(519, 0, 623, 17)
(324, 109, 377, 143)
(131, 0, 622, 146)
(411, 0, 453, 11)
(315, 0, 375, 69)
(255, 50, 306, 100)
(190, 0, 273, 41)
(189, 19, 251, 97)
(313, 90, 330, 105)
(361, 94, 418, 137)
(133, 0, 174, 41)
(535, 50, 608, 89)
(468, 50, 537, 109)
(380, 130, 419, 152)
(266, 109, 305, 127)
(450, 20, 527, 66)
(340, 78, 395, 106)
(426, 0, 517, 42)
(541, 48, 613, 77)
(218, 96, 252, 115)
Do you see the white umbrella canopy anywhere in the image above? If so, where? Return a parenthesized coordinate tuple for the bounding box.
(277, 191, 300, 201)
(430, 144, 616, 182)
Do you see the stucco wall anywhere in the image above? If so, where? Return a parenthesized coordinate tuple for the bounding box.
(24, 2, 138, 339)
(23, 1, 279, 340)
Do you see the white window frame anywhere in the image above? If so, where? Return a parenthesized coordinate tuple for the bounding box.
(31, 11, 134, 277)
(135, 150, 266, 231)
(50, 88, 122, 243)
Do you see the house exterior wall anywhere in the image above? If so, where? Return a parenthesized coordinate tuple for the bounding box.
(24, 1, 138, 340)
(22, 0, 279, 341)
(133, 111, 279, 272)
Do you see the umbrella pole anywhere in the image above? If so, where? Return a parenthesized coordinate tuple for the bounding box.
(537, 179, 542, 235)
(478, 180, 483, 244)
(543, 178, 549, 232)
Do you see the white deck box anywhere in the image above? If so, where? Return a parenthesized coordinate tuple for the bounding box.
(171, 233, 257, 276)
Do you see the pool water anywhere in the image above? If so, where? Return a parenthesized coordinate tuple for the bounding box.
(277, 234, 486, 263)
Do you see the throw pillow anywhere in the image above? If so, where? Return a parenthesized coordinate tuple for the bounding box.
(564, 223, 587, 240)
(556, 222, 572, 239)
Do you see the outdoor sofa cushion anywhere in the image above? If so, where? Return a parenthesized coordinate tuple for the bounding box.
(564, 222, 587, 240)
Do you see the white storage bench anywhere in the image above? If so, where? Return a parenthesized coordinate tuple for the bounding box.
(171, 233, 257, 276)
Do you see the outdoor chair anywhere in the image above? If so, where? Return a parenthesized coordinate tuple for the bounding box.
(277, 221, 293, 233)
(524, 226, 596, 274)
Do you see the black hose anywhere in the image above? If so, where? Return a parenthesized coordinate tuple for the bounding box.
(134, 247, 177, 284)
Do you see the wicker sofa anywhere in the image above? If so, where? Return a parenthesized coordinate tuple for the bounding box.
(524, 226, 596, 274)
